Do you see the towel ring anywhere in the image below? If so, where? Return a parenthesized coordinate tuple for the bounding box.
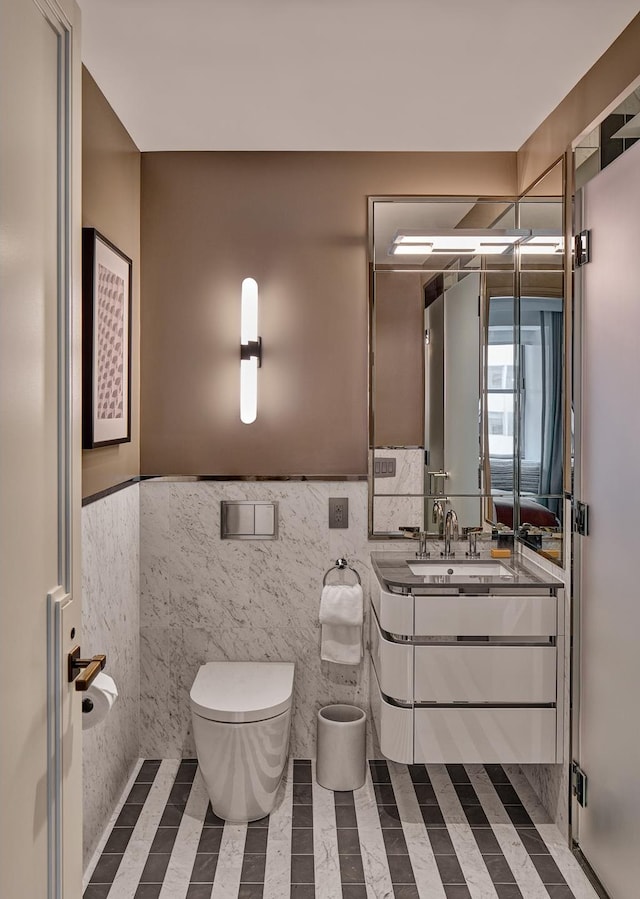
(322, 558, 361, 586)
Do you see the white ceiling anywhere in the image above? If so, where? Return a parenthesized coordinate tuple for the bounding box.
(78, 0, 640, 152)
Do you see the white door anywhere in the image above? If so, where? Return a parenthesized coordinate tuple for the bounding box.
(574, 139, 640, 897)
(0, 1, 82, 897)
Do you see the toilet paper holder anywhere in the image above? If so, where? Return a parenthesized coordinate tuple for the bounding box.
(68, 646, 107, 691)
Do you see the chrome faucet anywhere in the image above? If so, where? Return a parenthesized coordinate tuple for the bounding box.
(399, 526, 430, 560)
(441, 508, 459, 559)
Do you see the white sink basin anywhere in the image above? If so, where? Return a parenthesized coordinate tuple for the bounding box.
(408, 561, 514, 578)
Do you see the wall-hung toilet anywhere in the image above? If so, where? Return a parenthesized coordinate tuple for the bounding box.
(190, 661, 295, 822)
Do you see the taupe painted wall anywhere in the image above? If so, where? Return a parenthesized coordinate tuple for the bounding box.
(517, 12, 640, 193)
(141, 152, 516, 475)
(82, 68, 141, 498)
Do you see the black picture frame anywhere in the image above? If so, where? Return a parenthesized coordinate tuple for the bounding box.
(82, 228, 132, 448)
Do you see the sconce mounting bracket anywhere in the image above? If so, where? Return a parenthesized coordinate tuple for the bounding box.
(241, 337, 262, 367)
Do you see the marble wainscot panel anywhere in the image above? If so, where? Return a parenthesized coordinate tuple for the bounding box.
(372, 448, 424, 533)
(140, 480, 373, 759)
(82, 483, 140, 869)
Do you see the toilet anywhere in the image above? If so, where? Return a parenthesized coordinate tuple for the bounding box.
(190, 661, 295, 822)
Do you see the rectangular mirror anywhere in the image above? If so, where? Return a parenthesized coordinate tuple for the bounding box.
(368, 174, 565, 567)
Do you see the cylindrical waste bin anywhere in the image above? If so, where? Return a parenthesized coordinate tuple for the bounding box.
(316, 704, 367, 791)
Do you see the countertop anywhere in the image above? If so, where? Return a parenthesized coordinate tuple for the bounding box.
(371, 551, 565, 593)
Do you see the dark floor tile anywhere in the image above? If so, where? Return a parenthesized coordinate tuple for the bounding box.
(387, 854, 416, 884)
(340, 886, 367, 899)
(444, 887, 472, 899)
(115, 804, 143, 827)
(472, 827, 502, 854)
(376, 805, 403, 828)
(373, 783, 397, 805)
(505, 805, 534, 828)
(335, 806, 357, 828)
(240, 853, 266, 883)
(462, 806, 490, 827)
(140, 853, 171, 884)
(134, 885, 162, 899)
(493, 783, 522, 805)
(382, 827, 409, 855)
(159, 805, 184, 827)
(174, 760, 198, 783)
(454, 784, 481, 804)
(334, 791, 355, 806)
(245, 827, 269, 853)
(516, 827, 550, 854)
(135, 760, 162, 782)
(529, 854, 567, 884)
(83, 887, 111, 899)
(205, 805, 226, 826)
(544, 887, 576, 899)
(494, 886, 524, 899)
(291, 827, 314, 854)
(339, 854, 365, 884)
(292, 804, 314, 827)
(435, 855, 466, 885)
(412, 783, 437, 805)
(89, 854, 123, 884)
(428, 828, 456, 854)
(337, 828, 361, 854)
(238, 885, 264, 899)
(446, 765, 471, 784)
(291, 854, 315, 884)
(393, 886, 420, 899)
(293, 783, 313, 804)
(421, 805, 446, 827)
(290, 886, 316, 899)
(484, 764, 510, 784)
(369, 761, 391, 783)
(483, 855, 516, 884)
(103, 826, 134, 854)
(293, 760, 312, 783)
(190, 853, 218, 883)
(125, 782, 153, 804)
(150, 826, 179, 853)
(186, 886, 215, 899)
(168, 782, 192, 807)
(198, 826, 224, 853)
(408, 764, 431, 784)
(247, 815, 269, 828)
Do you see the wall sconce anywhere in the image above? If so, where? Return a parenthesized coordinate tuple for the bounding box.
(240, 277, 261, 424)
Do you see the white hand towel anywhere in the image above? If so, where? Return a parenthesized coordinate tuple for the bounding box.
(319, 584, 363, 626)
(319, 584, 363, 664)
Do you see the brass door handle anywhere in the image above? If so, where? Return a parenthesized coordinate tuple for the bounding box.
(68, 646, 107, 691)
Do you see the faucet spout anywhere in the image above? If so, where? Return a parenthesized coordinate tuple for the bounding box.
(442, 509, 459, 559)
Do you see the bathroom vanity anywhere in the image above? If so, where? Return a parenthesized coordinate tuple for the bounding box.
(369, 552, 565, 764)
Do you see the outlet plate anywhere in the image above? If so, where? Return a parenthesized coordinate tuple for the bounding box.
(329, 497, 349, 529)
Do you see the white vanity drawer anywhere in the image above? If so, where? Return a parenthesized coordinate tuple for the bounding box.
(370, 609, 412, 702)
(414, 706, 557, 764)
(371, 579, 413, 636)
(414, 593, 557, 637)
(370, 663, 413, 763)
(414, 645, 556, 703)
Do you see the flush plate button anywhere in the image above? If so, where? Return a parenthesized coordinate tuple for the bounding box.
(221, 501, 278, 539)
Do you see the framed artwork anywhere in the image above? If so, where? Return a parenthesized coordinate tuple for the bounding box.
(82, 228, 132, 448)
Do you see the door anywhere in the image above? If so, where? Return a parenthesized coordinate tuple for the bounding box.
(574, 138, 640, 896)
(0, 1, 82, 897)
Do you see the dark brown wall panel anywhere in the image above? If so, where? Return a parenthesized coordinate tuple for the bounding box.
(140, 151, 516, 475)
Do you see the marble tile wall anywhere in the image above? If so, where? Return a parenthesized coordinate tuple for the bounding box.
(82, 484, 140, 869)
(140, 480, 385, 759)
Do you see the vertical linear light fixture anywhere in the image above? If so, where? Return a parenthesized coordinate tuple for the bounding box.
(240, 277, 261, 424)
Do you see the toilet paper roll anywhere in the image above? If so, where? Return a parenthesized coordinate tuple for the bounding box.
(82, 672, 118, 731)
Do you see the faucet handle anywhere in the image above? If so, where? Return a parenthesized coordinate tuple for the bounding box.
(398, 527, 430, 559)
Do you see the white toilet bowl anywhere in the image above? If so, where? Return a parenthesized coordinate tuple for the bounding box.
(190, 661, 295, 822)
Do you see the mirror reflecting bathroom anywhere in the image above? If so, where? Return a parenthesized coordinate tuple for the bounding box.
(368, 172, 565, 565)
